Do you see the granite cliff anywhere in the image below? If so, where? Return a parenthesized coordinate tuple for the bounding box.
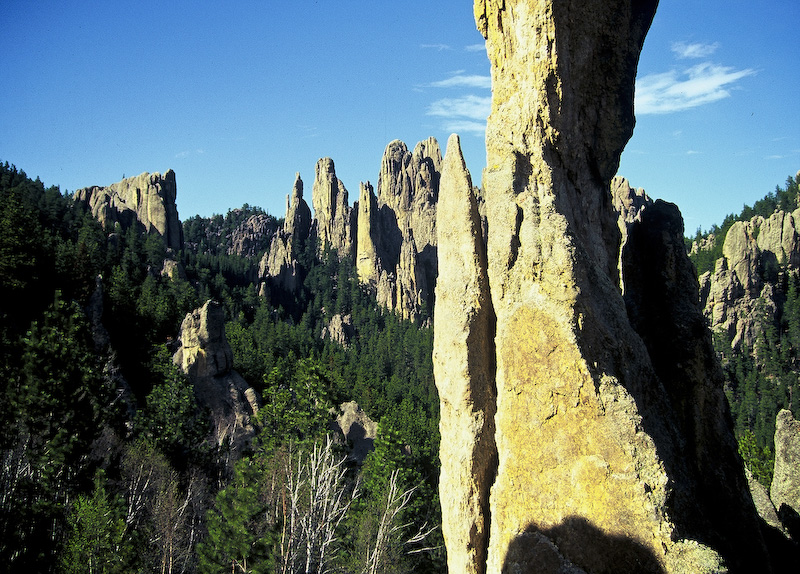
(75, 170, 183, 251)
(433, 1, 772, 572)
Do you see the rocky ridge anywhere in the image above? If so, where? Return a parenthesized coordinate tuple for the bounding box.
(259, 174, 311, 295)
(432, 1, 772, 572)
(75, 171, 183, 251)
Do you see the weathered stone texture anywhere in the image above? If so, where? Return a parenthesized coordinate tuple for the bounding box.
(75, 170, 183, 251)
(228, 213, 278, 258)
(366, 138, 441, 321)
(331, 401, 377, 464)
(431, 1, 772, 572)
(699, 209, 800, 350)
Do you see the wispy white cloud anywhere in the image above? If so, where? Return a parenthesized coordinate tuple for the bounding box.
(175, 149, 205, 159)
(427, 95, 491, 134)
(635, 62, 755, 114)
(671, 41, 719, 59)
(426, 73, 492, 89)
(420, 43, 451, 51)
(464, 43, 486, 52)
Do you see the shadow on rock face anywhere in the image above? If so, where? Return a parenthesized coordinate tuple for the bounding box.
(502, 516, 665, 574)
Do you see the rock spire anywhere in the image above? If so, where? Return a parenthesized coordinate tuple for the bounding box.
(312, 158, 354, 257)
(433, 1, 772, 572)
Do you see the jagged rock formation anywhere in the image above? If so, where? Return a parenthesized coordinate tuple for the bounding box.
(259, 174, 312, 294)
(173, 300, 259, 453)
(433, 1, 772, 572)
(698, 210, 800, 350)
(356, 182, 379, 284)
(772, 409, 800, 538)
(75, 171, 183, 251)
(433, 134, 496, 571)
(747, 468, 786, 534)
(312, 158, 355, 257)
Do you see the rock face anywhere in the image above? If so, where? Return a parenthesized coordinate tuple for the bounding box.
(75, 171, 183, 251)
(330, 401, 377, 464)
(771, 409, 800, 538)
(321, 313, 354, 349)
(432, 1, 771, 572)
(433, 134, 496, 572)
(698, 209, 800, 350)
(173, 300, 259, 452)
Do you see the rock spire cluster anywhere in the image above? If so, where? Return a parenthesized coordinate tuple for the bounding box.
(433, 1, 772, 572)
(75, 170, 183, 251)
(258, 139, 442, 322)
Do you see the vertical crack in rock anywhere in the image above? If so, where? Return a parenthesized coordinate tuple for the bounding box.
(434, 134, 497, 574)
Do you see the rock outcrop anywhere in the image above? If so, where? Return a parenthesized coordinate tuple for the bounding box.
(433, 134, 496, 572)
(173, 300, 259, 453)
(75, 171, 183, 251)
(259, 140, 442, 322)
(321, 313, 355, 349)
(433, 1, 771, 572)
(228, 213, 279, 257)
(698, 209, 800, 350)
(771, 409, 800, 538)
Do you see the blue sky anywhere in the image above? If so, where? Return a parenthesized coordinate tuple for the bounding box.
(2, 1, 798, 234)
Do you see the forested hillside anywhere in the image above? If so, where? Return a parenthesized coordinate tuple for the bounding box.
(689, 172, 800, 487)
(0, 162, 442, 573)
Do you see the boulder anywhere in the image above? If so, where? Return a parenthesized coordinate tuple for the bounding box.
(331, 401, 377, 463)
